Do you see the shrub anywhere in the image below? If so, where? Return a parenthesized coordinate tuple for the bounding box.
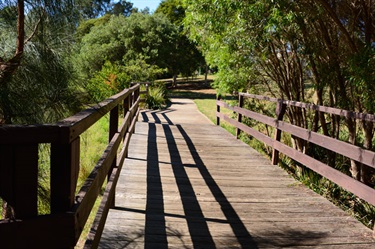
(146, 82, 169, 110)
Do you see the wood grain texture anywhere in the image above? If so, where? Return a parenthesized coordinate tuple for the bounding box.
(99, 98, 374, 249)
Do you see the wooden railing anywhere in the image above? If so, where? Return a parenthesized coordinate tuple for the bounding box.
(217, 93, 375, 233)
(0, 84, 141, 248)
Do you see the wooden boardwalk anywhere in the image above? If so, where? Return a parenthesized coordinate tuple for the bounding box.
(99, 98, 375, 248)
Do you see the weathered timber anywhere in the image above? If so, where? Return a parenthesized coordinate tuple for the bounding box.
(99, 98, 374, 249)
(217, 96, 375, 197)
(0, 84, 141, 248)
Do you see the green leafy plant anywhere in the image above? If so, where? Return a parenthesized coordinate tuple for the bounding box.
(146, 82, 169, 110)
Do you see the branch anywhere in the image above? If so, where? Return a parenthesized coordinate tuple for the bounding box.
(315, 0, 358, 53)
(24, 17, 42, 45)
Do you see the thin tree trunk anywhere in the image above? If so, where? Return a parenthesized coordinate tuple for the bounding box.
(361, 120, 374, 185)
(205, 64, 208, 84)
(347, 118, 360, 180)
(172, 74, 177, 88)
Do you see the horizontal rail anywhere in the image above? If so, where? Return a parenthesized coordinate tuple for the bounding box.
(240, 92, 375, 122)
(0, 84, 142, 248)
(216, 96, 375, 211)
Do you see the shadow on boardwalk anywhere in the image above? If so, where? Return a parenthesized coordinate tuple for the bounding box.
(99, 99, 374, 249)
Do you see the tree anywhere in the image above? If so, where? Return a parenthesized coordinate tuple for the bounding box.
(156, 0, 205, 86)
(183, 0, 375, 184)
(0, 0, 87, 219)
(77, 0, 112, 19)
(0, 0, 95, 220)
(111, 0, 133, 16)
(74, 13, 180, 98)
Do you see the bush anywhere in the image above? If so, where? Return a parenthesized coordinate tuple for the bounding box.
(87, 61, 131, 102)
(146, 82, 169, 110)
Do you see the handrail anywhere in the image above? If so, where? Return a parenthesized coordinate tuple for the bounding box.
(239, 92, 375, 122)
(216, 94, 375, 234)
(0, 84, 142, 248)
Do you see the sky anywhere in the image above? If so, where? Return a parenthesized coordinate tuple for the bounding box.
(129, 0, 163, 13)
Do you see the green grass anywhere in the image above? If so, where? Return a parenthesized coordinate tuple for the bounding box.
(75, 115, 109, 248)
(79, 115, 109, 190)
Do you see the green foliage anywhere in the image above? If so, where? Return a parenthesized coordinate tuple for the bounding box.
(87, 61, 131, 102)
(74, 13, 182, 100)
(37, 144, 52, 215)
(77, 0, 112, 19)
(110, 0, 133, 16)
(75, 14, 112, 42)
(156, 0, 205, 80)
(156, 0, 185, 26)
(146, 82, 169, 110)
(79, 115, 109, 188)
(0, 22, 82, 124)
(348, 46, 375, 113)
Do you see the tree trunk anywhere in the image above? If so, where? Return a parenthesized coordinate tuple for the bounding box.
(172, 74, 177, 88)
(205, 64, 208, 84)
(361, 120, 374, 185)
(347, 118, 361, 180)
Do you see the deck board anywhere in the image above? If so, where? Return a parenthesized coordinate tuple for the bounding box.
(99, 98, 374, 248)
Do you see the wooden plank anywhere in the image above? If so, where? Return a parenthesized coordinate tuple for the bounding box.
(0, 125, 62, 144)
(0, 213, 76, 248)
(0, 144, 39, 218)
(240, 92, 375, 122)
(236, 94, 244, 139)
(73, 133, 121, 236)
(219, 113, 375, 206)
(221, 104, 375, 169)
(13, 144, 39, 218)
(84, 168, 118, 248)
(0, 145, 15, 206)
(108, 106, 119, 192)
(100, 98, 375, 248)
(57, 84, 139, 142)
(51, 137, 80, 214)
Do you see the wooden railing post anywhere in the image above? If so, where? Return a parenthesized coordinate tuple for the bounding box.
(51, 137, 80, 214)
(216, 95, 221, 125)
(123, 95, 131, 157)
(145, 83, 149, 99)
(0, 144, 39, 219)
(236, 94, 244, 139)
(108, 105, 119, 208)
(271, 99, 286, 165)
(124, 94, 130, 122)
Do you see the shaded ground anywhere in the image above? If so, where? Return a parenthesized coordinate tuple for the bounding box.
(164, 78, 237, 101)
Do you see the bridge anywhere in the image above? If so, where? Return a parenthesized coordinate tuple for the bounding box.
(0, 84, 374, 248)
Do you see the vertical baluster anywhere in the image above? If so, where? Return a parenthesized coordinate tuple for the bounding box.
(0, 144, 39, 219)
(51, 137, 80, 214)
(236, 94, 244, 139)
(108, 106, 119, 207)
(216, 95, 221, 126)
(271, 99, 286, 165)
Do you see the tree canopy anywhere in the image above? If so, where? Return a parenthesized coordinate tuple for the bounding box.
(74, 12, 180, 100)
(183, 0, 375, 183)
